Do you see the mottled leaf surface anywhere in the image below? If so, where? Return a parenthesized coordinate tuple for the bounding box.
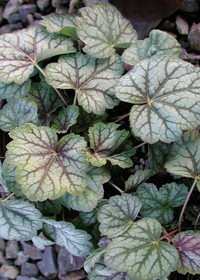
(84, 247, 106, 273)
(0, 200, 42, 240)
(6, 123, 88, 201)
(122, 30, 181, 66)
(149, 141, 172, 172)
(137, 182, 188, 224)
(105, 218, 179, 280)
(125, 169, 153, 191)
(61, 165, 110, 212)
(45, 53, 124, 114)
(0, 80, 31, 101)
(115, 55, 200, 144)
(51, 105, 79, 133)
(83, 123, 132, 168)
(98, 194, 142, 238)
(173, 231, 200, 274)
(0, 25, 75, 84)
(0, 98, 38, 132)
(32, 235, 54, 250)
(77, 2, 137, 58)
(42, 218, 93, 256)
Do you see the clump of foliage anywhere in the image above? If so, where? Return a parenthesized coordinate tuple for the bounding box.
(0, 2, 200, 280)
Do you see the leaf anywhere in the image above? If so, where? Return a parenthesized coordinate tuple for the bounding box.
(45, 52, 124, 114)
(76, 2, 137, 58)
(122, 30, 181, 66)
(6, 123, 88, 201)
(83, 122, 132, 168)
(104, 218, 179, 280)
(84, 247, 106, 273)
(0, 98, 38, 132)
(42, 218, 93, 256)
(165, 133, 200, 189)
(185, 205, 200, 225)
(137, 182, 188, 224)
(51, 105, 79, 133)
(0, 80, 31, 101)
(172, 231, 200, 274)
(149, 141, 172, 172)
(115, 55, 200, 144)
(0, 199, 42, 241)
(32, 235, 54, 250)
(37, 199, 62, 215)
(125, 169, 153, 192)
(39, 14, 78, 39)
(0, 25, 75, 84)
(89, 263, 132, 280)
(29, 80, 63, 126)
(98, 194, 142, 238)
(61, 165, 110, 212)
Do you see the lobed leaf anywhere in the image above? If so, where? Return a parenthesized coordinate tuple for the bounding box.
(32, 235, 54, 250)
(149, 141, 172, 172)
(125, 169, 153, 192)
(6, 123, 88, 201)
(115, 55, 200, 144)
(0, 80, 31, 101)
(84, 247, 106, 274)
(45, 52, 124, 114)
(104, 218, 179, 280)
(77, 2, 137, 58)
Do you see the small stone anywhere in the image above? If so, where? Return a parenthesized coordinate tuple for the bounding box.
(14, 251, 29, 266)
(176, 15, 189, 35)
(37, 246, 58, 279)
(0, 250, 6, 264)
(0, 6, 4, 24)
(158, 20, 175, 32)
(20, 241, 43, 260)
(83, 0, 97, 7)
(179, 48, 189, 60)
(18, 4, 37, 23)
(34, 12, 42, 19)
(16, 277, 38, 280)
(0, 264, 19, 279)
(7, 13, 21, 23)
(3, 0, 23, 20)
(37, 0, 50, 11)
(188, 23, 200, 52)
(0, 22, 23, 34)
(58, 269, 86, 280)
(56, 4, 69, 14)
(0, 238, 6, 250)
(27, 13, 34, 23)
(179, 0, 199, 12)
(6, 240, 19, 259)
(131, 20, 161, 40)
(52, 0, 68, 8)
(21, 262, 38, 277)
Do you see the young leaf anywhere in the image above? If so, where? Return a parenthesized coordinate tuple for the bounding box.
(84, 247, 106, 274)
(104, 218, 179, 280)
(115, 55, 200, 144)
(0, 199, 42, 241)
(29, 81, 63, 126)
(37, 199, 62, 215)
(61, 165, 110, 212)
(83, 122, 132, 168)
(165, 133, 200, 190)
(51, 105, 79, 133)
(137, 182, 188, 224)
(6, 123, 88, 201)
(42, 218, 93, 256)
(122, 30, 181, 66)
(32, 235, 54, 250)
(98, 194, 142, 238)
(0, 98, 38, 132)
(149, 141, 172, 172)
(0, 80, 31, 101)
(77, 2, 137, 58)
(0, 25, 75, 84)
(45, 52, 124, 115)
(39, 14, 78, 39)
(172, 231, 200, 274)
(125, 169, 153, 192)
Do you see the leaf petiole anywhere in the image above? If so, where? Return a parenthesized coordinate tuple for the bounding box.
(108, 181, 124, 195)
(0, 193, 15, 202)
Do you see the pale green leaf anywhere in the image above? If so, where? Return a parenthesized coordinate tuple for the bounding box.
(0, 98, 38, 132)
(125, 169, 153, 192)
(84, 247, 106, 273)
(39, 13, 78, 39)
(104, 218, 179, 280)
(0, 199, 42, 241)
(0, 25, 75, 84)
(122, 30, 181, 66)
(115, 55, 200, 144)
(6, 123, 88, 201)
(32, 235, 54, 250)
(77, 2, 137, 58)
(45, 53, 124, 114)
(149, 141, 172, 172)
(137, 182, 188, 224)
(51, 105, 79, 133)
(98, 194, 142, 238)
(83, 122, 132, 168)
(0, 80, 31, 101)
(61, 165, 110, 212)
(42, 218, 93, 256)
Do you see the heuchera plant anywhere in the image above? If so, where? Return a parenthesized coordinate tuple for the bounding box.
(1, 2, 200, 279)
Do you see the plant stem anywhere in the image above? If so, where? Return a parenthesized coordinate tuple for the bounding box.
(35, 63, 68, 106)
(78, 40, 82, 53)
(178, 178, 197, 232)
(132, 142, 146, 150)
(156, 228, 178, 242)
(73, 90, 78, 105)
(1, 193, 15, 202)
(114, 113, 130, 123)
(108, 181, 124, 195)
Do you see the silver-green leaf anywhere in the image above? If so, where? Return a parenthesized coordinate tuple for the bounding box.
(125, 169, 153, 192)
(0, 80, 31, 101)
